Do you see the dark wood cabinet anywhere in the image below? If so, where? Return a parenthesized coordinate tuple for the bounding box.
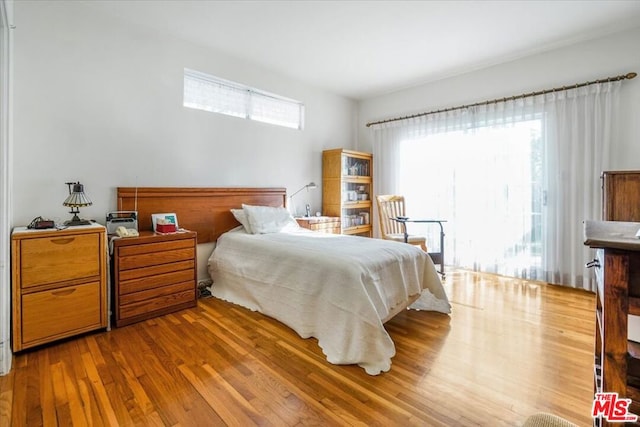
(112, 231, 197, 327)
(590, 172, 640, 425)
(602, 171, 640, 221)
(585, 221, 640, 426)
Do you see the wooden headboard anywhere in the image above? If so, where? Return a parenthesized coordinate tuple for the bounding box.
(117, 187, 287, 244)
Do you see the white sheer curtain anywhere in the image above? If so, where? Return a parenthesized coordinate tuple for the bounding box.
(372, 81, 620, 291)
(543, 84, 619, 289)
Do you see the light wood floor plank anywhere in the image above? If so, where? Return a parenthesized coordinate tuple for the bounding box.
(0, 269, 596, 426)
(178, 363, 263, 426)
(80, 350, 121, 427)
(0, 358, 13, 424)
(26, 352, 44, 426)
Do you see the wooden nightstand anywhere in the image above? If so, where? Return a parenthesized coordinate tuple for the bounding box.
(11, 224, 108, 351)
(111, 231, 197, 327)
(296, 216, 341, 234)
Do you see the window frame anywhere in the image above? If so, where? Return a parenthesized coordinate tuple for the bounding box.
(183, 68, 305, 130)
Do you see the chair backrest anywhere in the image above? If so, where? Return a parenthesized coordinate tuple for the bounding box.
(376, 195, 406, 237)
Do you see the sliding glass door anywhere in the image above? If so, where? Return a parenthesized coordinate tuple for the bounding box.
(397, 118, 545, 280)
(373, 81, 620, 290)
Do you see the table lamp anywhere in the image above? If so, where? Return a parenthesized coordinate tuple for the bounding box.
(63, 181, 92, 226)
(289, 182, 317, 217)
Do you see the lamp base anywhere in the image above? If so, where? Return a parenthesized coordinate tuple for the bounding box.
(64, 218, 92, 226)
(64, 213, 92, 226)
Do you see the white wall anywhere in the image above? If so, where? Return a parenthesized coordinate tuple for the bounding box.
(12, 1, 356, 227)
(357, 26, 640, 170)
(12, 2, 356, 279)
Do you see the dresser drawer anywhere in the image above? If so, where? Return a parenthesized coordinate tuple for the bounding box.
(21, 281, 103, 345)
(310, 223, 340, 233)
(119, 286, 196, 321)
(118, 239, 194, 257)
(119, 281, 195, 309)
(20, 233, 100, 288)
(119, 260, 195, 282)
(118, 248, 195, 270)
(119, 268, 195, 295)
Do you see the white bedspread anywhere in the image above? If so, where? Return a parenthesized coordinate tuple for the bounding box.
(207, 227, 450, 375)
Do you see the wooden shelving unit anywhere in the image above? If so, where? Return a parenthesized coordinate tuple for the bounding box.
(322, 148, 373, 237)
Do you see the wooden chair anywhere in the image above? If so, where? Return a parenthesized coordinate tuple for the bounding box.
(375, 195, 427, 252)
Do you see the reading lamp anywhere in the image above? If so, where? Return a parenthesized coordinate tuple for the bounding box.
(63, 181, 92, 226)
(289, 182, 317, 217)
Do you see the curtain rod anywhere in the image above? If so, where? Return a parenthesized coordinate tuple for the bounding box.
(366, 72, 637, 128)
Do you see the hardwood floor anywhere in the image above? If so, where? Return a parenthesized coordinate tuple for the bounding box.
(0, 269, 595, 426)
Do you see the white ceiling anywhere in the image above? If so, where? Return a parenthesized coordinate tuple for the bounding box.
(85, 0, 640, 100)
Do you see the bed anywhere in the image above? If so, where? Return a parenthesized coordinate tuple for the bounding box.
(117, 187, 451, 375)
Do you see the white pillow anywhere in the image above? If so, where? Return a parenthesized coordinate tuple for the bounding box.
(230, 208, 253, 233)
(242, 204, 296, 234)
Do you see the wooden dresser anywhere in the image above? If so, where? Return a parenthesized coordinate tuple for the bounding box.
(111, 231, 197, 327)
(11, 224, 108, 351)
(295, 216, 341, 234)
(585, 221, 640, 425)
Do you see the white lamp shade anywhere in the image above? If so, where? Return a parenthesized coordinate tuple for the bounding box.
(63, 183, 92, 207)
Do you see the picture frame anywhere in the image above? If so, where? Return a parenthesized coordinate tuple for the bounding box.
(151, 212, 178, 231)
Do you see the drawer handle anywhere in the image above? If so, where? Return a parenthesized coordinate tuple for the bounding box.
(51, 237, 75, 245)
(51, 288, 76, 297)
(586, 259, 600, 269)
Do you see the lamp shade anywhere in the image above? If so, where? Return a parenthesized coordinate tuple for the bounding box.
(63, 183, 92, 207)
(63, 182, 93, 226)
